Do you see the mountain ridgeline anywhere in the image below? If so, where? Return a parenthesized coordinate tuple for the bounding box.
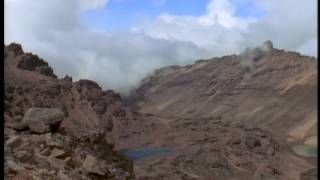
(128, 41, 317, 147)
(4, 41, 317, 180)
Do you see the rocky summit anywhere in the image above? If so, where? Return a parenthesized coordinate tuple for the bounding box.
(4, 42, 317, 180)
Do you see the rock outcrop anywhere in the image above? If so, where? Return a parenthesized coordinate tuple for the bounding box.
(4, 43, 135, 179)
(16, 52, 57, 78)
(17, 108, 64, 133)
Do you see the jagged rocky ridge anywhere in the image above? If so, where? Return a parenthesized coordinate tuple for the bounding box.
(4, 43, 135, 179)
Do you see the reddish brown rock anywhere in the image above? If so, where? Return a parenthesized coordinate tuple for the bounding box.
(4, 42, 316, 180)
(4, 43, 135, 180)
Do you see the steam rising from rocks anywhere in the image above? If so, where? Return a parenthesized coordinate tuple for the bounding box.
(240, 40, 273, 73)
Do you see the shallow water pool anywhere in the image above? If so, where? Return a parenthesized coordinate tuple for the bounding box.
(120, 147, 170, 161)
(292, 145, 317, 158)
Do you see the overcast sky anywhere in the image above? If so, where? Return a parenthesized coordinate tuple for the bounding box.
(5, 0, 317, 93)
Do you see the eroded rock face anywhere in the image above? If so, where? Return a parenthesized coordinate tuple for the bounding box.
(120, 41, 317, 180)
(4, 43, 135, 180)
(128, 41, 317, 145)
(4, 43, 135, 137)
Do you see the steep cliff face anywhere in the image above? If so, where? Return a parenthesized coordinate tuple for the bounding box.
(4, 43, 135, 179)
(129, 41, 317, 146)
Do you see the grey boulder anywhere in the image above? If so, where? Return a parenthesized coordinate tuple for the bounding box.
(22, 108, 65, 133)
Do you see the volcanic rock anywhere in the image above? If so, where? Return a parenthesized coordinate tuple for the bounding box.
(16, 52, 57, 78)
(22, 108, 64, 133)
(82, 155, 107, 175)
(7, 160, 25, 173)
(5, 136, 22, 148)
(128, 41, 317, 146)
(4, 43, 135, 180)
(121, 41, 317, 180)
(4, 41, 317, 180)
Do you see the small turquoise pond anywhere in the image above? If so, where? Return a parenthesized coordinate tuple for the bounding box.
(292, 145, 317, 158)
(120, 147, 170, 161)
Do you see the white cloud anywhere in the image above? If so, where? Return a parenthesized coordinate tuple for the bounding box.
(245, 0, 317, 53)
(199, 0, 254, 28)
(135, 0, 317, 57)
(297, 38, 317, 57)
(133, 0, 257, 56)
(4, 0, 317, 93)
(5, 0, 208, 94)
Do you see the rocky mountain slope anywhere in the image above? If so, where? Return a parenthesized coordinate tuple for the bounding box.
(4, 43, 135, 179)
(129, 41, 317, 147)
(116, 115, 316, 180)
(4, 42, 317, 180)
(120, 41, 317, 180)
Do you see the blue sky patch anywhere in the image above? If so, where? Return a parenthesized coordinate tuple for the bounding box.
(81, 0, 265, 31)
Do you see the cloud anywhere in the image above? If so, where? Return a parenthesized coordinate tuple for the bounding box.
(239, 40, 273, 74)
(5, 0, 210, 94)
(244, 0, 317, 52)
(133, 0, 258, 56)
(297, 38, 317, 57)
(135, 0, 317, 56)
(4, 0, 317, 94)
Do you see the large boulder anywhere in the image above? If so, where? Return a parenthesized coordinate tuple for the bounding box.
(22, 108, 64, 133)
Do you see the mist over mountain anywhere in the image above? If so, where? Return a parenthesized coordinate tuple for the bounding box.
(5, 0, 317, 93)
(4, 42, 317, 180)
(4, 0, 317, 179)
